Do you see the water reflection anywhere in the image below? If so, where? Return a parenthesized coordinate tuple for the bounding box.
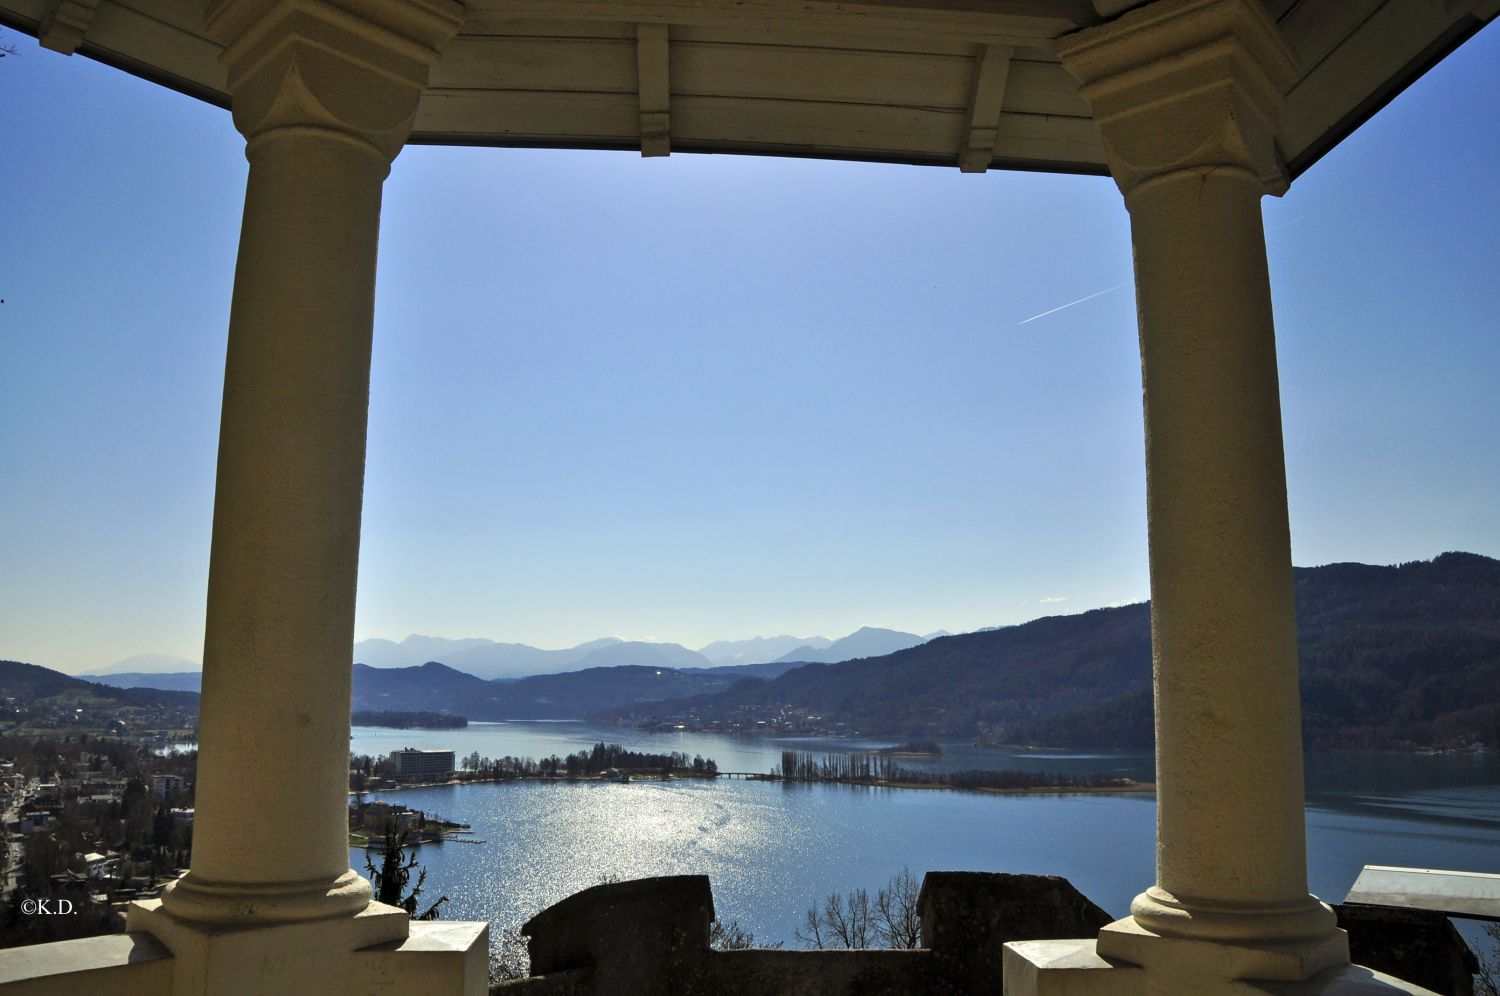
(349, 722, 1499, 947)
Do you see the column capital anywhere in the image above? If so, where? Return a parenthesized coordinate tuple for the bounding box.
(1057, 0, 1298, 197)
(206, 0, 465, 159)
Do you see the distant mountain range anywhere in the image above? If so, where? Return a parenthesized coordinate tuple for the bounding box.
(597, 553, 1500, 750)
(349, 659, 809, 721)
(571, 641, 711, 671)
(699, 635, 832, 666)
(351, 635, 627, 679)
(352, 632, 853, 679)
(772, 626, 927, 664)
(80, 652, 200, 677)
(48, 553, 1500, 750)
(86, 671, 204, 693)
(87, 658, 808, 700)
(82, 628, 934, 686)
(81, 626, 938, 704)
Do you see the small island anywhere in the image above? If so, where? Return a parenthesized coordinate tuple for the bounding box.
(351, 710, 468, 730)
(875, 740, 942, 756)
(350, 742, 721, 794)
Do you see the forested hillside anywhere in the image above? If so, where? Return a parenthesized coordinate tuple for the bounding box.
(0, 660, 199, 734)
(350, 661, 760, 720)
(596, 553, 1500, 749)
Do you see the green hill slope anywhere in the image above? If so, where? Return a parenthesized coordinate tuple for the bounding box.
(595, 553, 1500, 749)
(0, 660, 200, 735)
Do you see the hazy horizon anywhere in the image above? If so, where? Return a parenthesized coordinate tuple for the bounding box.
(2, 24, 1496, 675)
(65, 621, 1000, 675)
(23, 549, 1495, 675)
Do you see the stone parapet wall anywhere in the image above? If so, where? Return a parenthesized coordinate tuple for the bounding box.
(493, 872, 1113, 996)
(0, 933, 173, 995)
(1333, 903, 1478, 996)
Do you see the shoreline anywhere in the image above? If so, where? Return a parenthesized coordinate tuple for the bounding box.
(359, 723, 1483, 757)
(350, 770, 719, 795)
(769, 776, 1156, 796)
(352, 773, 1156, 797)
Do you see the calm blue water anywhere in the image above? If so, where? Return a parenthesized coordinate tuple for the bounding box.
(349, 722, 1500, 949)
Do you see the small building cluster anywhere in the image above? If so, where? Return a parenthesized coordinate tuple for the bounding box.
(151, 773, 186, 798)
(638, 704, 850, 738)
(355, 800, 419, 834)
(348, 798, 466, 849)
(0, 695, 197, 737)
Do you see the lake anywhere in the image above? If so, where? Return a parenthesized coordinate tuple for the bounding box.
(349, 722, 1500, 952)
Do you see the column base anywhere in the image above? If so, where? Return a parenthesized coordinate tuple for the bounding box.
(1129, 885, 1340, 944)
(1005, 929, 1439, 995)
(124, 896, 481, 995)
(157, 867, 373, 925)
(1097, 916, 1348, 984)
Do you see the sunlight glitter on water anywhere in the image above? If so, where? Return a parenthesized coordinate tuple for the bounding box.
(350, 723, 1500, 948)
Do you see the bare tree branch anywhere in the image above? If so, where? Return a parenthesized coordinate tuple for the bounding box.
(1476, 922, 1500, 996)
(873, 867, 922, 948)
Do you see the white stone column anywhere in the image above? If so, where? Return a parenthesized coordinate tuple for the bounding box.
(1054, 0, 1346, 984)
(126, 3, 493, 991)
(150, 0, 461, 929)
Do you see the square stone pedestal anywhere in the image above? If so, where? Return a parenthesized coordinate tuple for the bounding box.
(1004, 918, 1442, 995)
(126, 899, 488, 995)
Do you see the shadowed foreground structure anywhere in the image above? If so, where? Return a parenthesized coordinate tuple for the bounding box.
(497, 873, 1112, 995)
(0, 0, 1494, 992)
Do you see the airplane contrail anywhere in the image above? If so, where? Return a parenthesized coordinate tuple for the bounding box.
(1017, 151, 1481, 328)
(1266, 206, 1329, 232)
(1017, 281, 1129, 326)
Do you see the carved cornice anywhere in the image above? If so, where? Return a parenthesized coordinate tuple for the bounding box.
(1057, 0, 1298, 197)
(39, 0, 102, 55)
(206, 0, 465, 159)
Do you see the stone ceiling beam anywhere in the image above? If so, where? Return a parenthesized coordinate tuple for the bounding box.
(637, 22, 670, 157)
(463, 0, 1088, 47)
(958, 43, 1013, 173)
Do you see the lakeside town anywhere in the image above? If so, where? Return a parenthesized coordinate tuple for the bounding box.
(0, 718, 1116, 952)
(0, 733, 196, 948)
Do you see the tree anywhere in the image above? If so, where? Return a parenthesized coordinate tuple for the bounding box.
(364, 820, 448, 920)
(708, 919, 778, 951)
(795, 888, 874, 949)
(872, 867, 922, 948)
(490, 926, 530, 982)
(1477, 922, 1500, 996)
(795, 868, 923, 950)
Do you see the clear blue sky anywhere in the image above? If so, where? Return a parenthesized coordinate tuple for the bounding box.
(1, 24, 1496, 673)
